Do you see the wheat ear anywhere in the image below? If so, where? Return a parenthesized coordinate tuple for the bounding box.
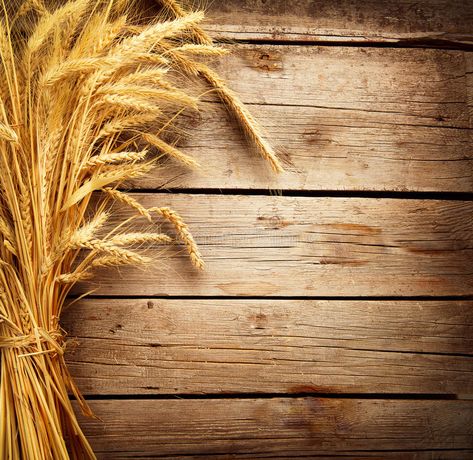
(151, 207, 204, 269)
(156, 0, 283, 172)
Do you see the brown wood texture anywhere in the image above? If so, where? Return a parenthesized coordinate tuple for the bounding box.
(76, 194, 473, 297)
(133, 45, 473, 192)
(75, 398, 473, 458)
(65, 2, 473, 456)
(199, 0, 473, 45)
(62, 299, 473, 395)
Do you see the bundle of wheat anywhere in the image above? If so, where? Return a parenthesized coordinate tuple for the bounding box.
(0, 0, 280, 458)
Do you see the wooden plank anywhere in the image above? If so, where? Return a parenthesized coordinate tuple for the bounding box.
(197, 0, 473, 45)
(133, 45, 473, 192)
(192, 47, 471, 127)
(77, 194, 473, 297)
(76, 398, 473, 458)
(62, 299, 473, 395)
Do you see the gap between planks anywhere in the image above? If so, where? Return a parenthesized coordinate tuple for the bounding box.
(80, 393, 460, 401)
(122, 188, 473, 201)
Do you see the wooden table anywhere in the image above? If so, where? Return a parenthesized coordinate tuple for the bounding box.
(64, 1, 473, 458)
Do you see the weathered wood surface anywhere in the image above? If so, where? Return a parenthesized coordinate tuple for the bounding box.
(133, 46, 473, 192)
(64, 3, 473, 455)
(77, 194, 473, 297)
(198, 0, 473, 45)
(76, 398, 473, 458)
(62, 299, 473, 395)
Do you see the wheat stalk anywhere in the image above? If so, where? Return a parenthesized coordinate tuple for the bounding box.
(0, 0, 281, 458)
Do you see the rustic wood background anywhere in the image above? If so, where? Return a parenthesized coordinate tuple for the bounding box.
(65, 1, 473, 458)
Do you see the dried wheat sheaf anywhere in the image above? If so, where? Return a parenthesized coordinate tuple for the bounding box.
(0, 0, 281, 457)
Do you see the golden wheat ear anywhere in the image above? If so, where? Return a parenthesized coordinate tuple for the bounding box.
(156, 0, 284, 173)
(200, 66, 284, 172)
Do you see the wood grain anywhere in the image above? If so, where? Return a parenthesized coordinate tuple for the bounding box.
(198, 0, 473, 45)
(76, 194, 473, 297)
(133, 45, 473, 192)
(76, 398, 473, 458)
(62, 299, 473, 395)
(66, 3, 473, 456)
